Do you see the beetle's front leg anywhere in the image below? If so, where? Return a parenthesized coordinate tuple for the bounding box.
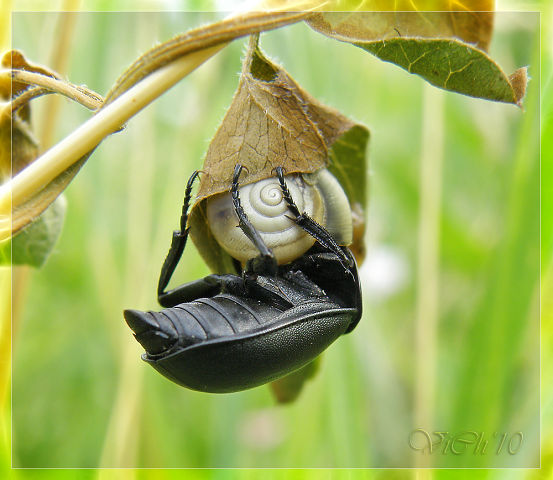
(231, 164, 278, 277)
(275, 167, 351, 268)
(157, 170, 200, 304)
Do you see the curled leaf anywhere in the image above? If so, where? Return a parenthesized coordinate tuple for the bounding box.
(0, 49, 103, 243)
(189, 36, 369, 273)
(105, 12, 309, 103)
(194, 39, 328, 202)
(0, 51, 50, 182)
(1, 50, 63, 99)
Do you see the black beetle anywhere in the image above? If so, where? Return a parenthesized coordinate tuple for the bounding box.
(124, 165, 362, 393)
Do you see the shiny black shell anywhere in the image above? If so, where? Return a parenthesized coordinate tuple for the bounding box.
(124, 248, 361, 393)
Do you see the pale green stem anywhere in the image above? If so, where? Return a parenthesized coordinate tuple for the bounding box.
(3, 69, 103, 110)
(414, 83, 444, 471)
(9, 87, 53, 113)
(0, 43, 225, 240)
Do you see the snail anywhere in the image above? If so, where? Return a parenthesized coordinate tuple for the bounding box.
(206, 168, 353, 265)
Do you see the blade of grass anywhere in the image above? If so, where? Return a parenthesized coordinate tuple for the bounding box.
(39, 5, 81, 148)
(96, 18, 160, 468)
(414, 82, 444, 471)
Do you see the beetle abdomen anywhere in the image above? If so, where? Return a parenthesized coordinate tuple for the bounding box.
(154, 304, 354, 393)
(124, 299, 355, 393)
(125, 293, 283, 356)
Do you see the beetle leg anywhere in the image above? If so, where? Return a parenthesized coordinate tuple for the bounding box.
(231, 165, 278, 276)
(275, 167, 352, 268)
(158, 273, 244, 308)
(289, 249, 362, 329)
(157, 170, 200, 304)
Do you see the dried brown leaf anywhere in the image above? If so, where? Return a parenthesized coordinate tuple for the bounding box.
(306, 1, 494, 51)
(1, 50, 93, 237)
(190, 37, 369, 273)
(196, 37, 369, 202)
(0, 52, 44, 181)
(105, 11, 309, 104)
(196, 45, 328, 201)
(508, 67, 528, 107)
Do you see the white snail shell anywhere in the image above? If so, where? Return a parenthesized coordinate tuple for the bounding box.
(206, 169, 352, 265)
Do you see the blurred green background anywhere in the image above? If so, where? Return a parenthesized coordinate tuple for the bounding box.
(1, 1, 550, 478)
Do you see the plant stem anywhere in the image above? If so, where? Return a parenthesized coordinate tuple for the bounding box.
(8, 87, 51, 113)
(0, 10, 310, 242)
(5, 69, 103, 110)
(0, 43, 223, 238)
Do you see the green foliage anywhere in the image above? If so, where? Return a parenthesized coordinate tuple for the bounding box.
(327, 124, 369, 208)
(1, 196, 66, 267)
(6, 8, 543, 479)
(359, 38, 524, 104)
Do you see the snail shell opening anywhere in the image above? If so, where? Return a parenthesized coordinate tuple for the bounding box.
(206, 169, 352, 266)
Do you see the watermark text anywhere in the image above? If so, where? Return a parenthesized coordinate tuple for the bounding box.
(408, 429, 523, 455)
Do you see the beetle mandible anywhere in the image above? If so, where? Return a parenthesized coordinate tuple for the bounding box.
(124, 164, 362, 393)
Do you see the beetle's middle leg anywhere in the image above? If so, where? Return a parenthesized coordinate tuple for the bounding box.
(231, 164, 278, 276)
(157, 170, 200, 304)
(275, 167, 351, 267)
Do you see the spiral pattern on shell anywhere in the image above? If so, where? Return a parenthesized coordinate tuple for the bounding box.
(207, 174, 324, 265)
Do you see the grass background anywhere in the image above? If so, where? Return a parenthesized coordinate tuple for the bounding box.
(1, 0, 550, 478)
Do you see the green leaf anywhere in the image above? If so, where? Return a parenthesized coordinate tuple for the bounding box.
(1, 195, 66, 267)
(325, 126, 370, 264)
(269, 357, 320, 403)
(327, 125, 369, 213)
(358, 38, 526, 105)
(306, 11, 526, 106)
(299, 95, 369, 262)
